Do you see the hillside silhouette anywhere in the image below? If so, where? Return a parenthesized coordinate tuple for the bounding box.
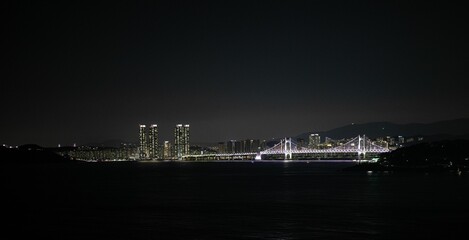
(295, 118, 469, 140)
(0, 145, 72, 164)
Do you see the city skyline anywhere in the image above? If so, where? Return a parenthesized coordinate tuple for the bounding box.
(4, 117, 454, 161)
(2, 1, 469, 147)
(2, 117, 469, 148)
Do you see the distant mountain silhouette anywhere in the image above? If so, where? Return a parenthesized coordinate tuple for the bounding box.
(294, 118, 469, 141)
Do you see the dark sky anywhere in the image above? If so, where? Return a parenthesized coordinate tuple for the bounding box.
(1, 0, 468, 147)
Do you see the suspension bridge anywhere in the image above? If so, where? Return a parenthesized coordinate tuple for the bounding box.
(183, 135, 389, 161)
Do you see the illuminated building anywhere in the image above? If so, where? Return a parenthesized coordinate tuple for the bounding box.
(174, 124, 190, 160)
(251, 139, 260, 152)
(241, 139, 260, 152)
(243, 139, 251, 153)
(226, 140, 235, 154)
(139, 124, 147, 159)
(309, 134, 320, 149)
(234, 141, 242, 153)
(217, 142, 226, 154)
(163, 141, 172, 159)
(148, 124, 158, 159)
(296, 138, 306, 149)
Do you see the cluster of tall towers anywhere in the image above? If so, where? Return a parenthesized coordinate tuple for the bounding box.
(139, 124, 190, 160)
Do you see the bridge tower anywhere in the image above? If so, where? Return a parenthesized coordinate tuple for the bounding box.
(357, 135, 366, 161)
(284, 138, 292, 160)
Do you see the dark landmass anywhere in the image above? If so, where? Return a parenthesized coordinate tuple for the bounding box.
(0, 145, 73, 164)
(295, 118, 469, 141)
(345, 139, 469, 172)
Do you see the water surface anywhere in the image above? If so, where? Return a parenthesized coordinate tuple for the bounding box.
(2, 161, 468, 239)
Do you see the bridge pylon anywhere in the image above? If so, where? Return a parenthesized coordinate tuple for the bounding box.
(284, 138, 292, 160)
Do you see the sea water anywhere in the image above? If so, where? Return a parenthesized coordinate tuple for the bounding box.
(2, 161, 468, 239)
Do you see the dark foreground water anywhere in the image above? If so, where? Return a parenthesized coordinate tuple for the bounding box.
(2, 161, 469, 240)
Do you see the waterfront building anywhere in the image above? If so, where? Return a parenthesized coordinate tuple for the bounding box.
(174, 124, 190, 160)
(309, 134, 321, 149)
(251, 139, 260, 152)
(296, 138, 306, 149)
(243, 139, 251, 153)
(226, 140, 235, 154)
(148, 124, 158, 159)
(163, 141, 172, 159)
(234, 141, 243, 153)
(217, 142, 226, 154)
(69, 145, 138, 161)
(239, 139, 261, 152)
(139, 124, 147, 159)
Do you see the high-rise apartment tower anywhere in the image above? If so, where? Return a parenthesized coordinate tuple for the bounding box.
(148, 124, 158, 159)
(139, 124, 147, 159)
(174, 124, 190, 160)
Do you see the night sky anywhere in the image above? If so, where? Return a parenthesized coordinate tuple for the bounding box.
(2, 1, 468, 147)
